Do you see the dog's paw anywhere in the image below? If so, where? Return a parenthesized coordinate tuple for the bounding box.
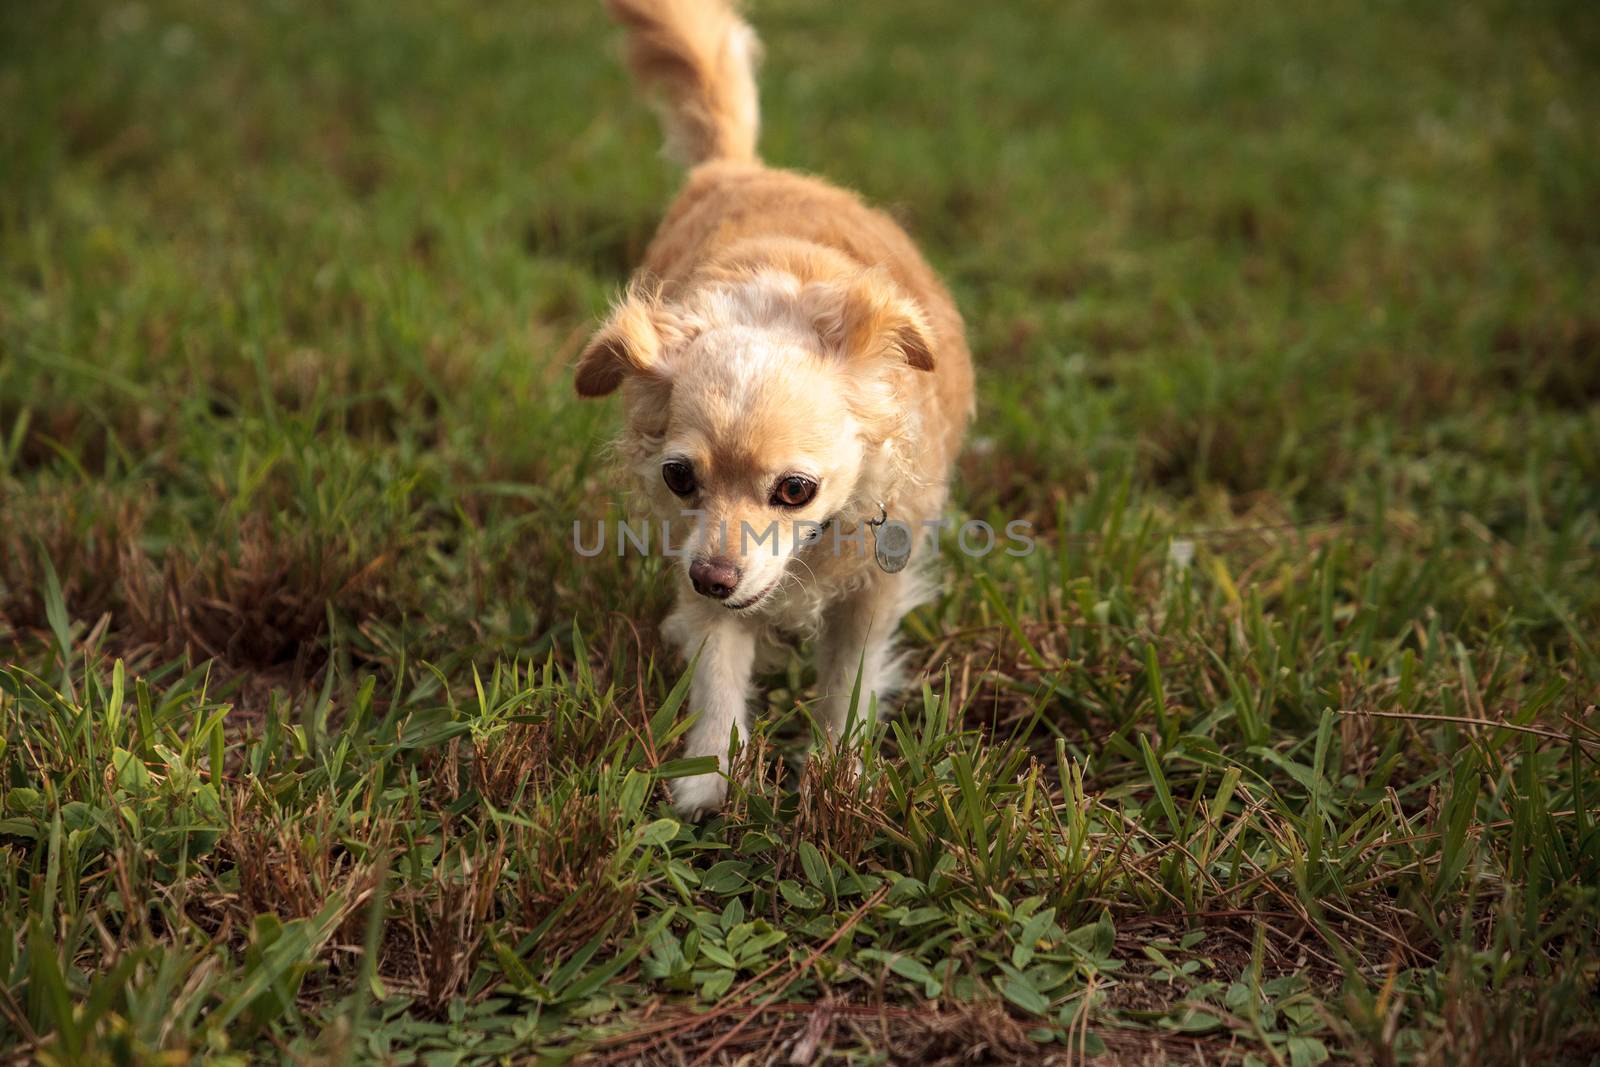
(671, 771, 728, 820)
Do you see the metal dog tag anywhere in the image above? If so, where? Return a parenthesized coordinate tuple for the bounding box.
(872, 519, 913, 573)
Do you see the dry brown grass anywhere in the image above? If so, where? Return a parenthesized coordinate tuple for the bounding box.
(0, 483, 147, 638)
(384, 841, 506, 1012)
(221, 791, 391, 947)
(505, 792, 639, 959)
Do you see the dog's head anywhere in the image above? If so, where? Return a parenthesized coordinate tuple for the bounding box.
(575, 268, 935, 612)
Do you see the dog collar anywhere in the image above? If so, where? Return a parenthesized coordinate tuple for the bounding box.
(815, 500, 884, 535)
(808, 503, 908, 573)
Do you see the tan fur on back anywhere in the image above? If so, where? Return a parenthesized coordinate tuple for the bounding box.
(643, 161, 974, 467)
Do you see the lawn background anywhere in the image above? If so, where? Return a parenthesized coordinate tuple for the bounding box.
(1, 0, 1598, 1062)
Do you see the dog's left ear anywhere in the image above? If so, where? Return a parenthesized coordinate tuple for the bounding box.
(574, 293, 677, 397)
(802, 270, 936, 372)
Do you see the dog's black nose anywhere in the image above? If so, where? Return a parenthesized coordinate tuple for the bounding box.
(689, 557, 740, 599)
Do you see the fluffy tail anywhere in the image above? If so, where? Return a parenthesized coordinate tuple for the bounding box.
(603, 0, 761, 165)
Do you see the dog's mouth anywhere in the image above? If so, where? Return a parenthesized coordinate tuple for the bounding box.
(724, 581, 779, 612)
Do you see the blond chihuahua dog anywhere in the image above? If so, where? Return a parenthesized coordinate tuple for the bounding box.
(578, 0, 974, 817)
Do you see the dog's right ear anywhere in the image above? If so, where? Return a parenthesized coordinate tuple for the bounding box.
(574, 295, 674, 397)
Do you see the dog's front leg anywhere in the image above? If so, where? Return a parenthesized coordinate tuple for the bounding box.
(816, 578, 906, 744)
(666, 603, 757, 819)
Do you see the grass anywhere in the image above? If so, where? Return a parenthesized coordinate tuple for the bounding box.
(2, 0, 1598, 1062)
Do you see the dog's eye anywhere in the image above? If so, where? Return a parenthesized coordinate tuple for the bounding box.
(771, 474, 818, 508)
(662, 460, 697, 497)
